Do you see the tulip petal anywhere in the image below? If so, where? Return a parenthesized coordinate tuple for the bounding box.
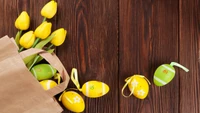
(41, 1, 57, 19)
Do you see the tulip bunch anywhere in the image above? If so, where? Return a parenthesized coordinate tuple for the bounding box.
(13, 1, 73, 112)
(14, 0, 67, 69)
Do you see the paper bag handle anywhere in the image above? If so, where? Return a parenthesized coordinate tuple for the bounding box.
(19, 48, 70, 97)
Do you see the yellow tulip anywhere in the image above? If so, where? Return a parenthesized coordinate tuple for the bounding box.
(34, 21, 52, 39)
(15, 11, 30, 30)
(51, 28, 67, 46)
(19, 31, 35, 49)
(41, 1, 57, 19)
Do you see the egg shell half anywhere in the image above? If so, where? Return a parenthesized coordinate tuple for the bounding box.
(31, 64, 57, 80)
(81, 81, 109, 98)
(61, 91, 85, 112)
(128, 75, 149, 99)
(40, 80, 57, 90)
(153, 64, 175, 86)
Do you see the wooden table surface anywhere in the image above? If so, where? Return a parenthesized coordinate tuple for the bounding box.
(0, 0, 199, 113)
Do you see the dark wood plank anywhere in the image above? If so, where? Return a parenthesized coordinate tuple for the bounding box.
(0, 0, 200, 113)
(179, 0, 200, 113)
(56, 0, 119, 113)
(119, 0, 179, 113)
(0, 0, 18, 37)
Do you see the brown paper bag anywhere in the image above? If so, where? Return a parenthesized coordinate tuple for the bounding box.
(23, 98, 62, 113)
(21, 49, 70, 113)
(0, 36, 69, 113)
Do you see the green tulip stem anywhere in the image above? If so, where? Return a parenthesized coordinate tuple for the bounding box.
(46, 43, 54, 50)
(32, 38, 40, 48)
(42, 17, 46, 22)
(18, 47, 24, 52)
(170, 62, 189, 72)
(15, 30, 22, 47)
(28, 55, 40, 70)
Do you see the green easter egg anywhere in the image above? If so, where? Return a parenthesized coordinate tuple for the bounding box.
(31, 64, 57, 80)
(153, 64, 175, 86)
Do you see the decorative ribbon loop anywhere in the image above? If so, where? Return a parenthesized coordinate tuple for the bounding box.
(54, 73, 61, 84)
(121, 76, 135, 98)
(71, 68, 82, 91)
(59, 68, 83, 101)
(170, 62, 189, 72)
(122, 75, 151, 98)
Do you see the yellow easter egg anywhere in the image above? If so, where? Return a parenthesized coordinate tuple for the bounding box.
(82, 81, 109, 98)
(39, 80, 57, 90)
(128, 75, 149, 99)
(61, 91, 85, 112)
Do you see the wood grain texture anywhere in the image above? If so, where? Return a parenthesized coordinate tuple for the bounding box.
(179, 0, 200, 113)
(56, 0, 118, 113)
(0, 0, 18, 37)
(119, 0, 179, 113)
(0, 0, 199, 113)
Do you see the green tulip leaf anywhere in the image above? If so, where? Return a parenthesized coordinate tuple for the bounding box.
(27, 49, 55, 70)
(23, 54, 37, 64)
(34, 34, 55, 49)
(15, 30, 22, 47)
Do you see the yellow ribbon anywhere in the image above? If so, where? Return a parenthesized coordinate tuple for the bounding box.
(121, 76, 135, 98)
(121, 75, 151, 98)
(54, 73, 61, 84)
(59, 68, 83, 101)
(71, 68, 82, 91)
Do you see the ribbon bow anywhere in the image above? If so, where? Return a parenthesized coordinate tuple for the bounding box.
(121, 75, 150, 98)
